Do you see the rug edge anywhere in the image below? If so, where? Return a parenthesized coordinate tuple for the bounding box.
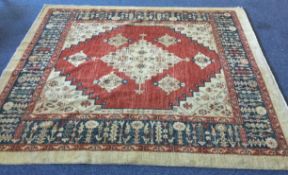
(0, 151, 288, 170)
(0, 6, 288, 170)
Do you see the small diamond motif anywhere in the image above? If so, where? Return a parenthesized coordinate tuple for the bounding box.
(157, 34, 180, 47)
(93, 72, 123, 92)
(65, 51, 89, 67)
(193, 52, 212, 69)
(105, 34, 129, 47)
(157, 75, 183, 94)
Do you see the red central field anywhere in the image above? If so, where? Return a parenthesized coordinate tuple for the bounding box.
(56, 25, 221, 109)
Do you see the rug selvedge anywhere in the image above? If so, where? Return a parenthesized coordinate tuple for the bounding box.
(0, 6, 287, 162)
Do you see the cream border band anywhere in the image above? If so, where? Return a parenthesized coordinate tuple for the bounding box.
(0, 5, 287, 170)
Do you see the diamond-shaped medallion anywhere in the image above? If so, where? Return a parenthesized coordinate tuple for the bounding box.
(101, 39, 182, 85)
(93, 72, 123, 92)
(157, 34, 180, 47)
(65, 51, 89, 67)
(105, 34, 129, 47)
(193, 52, 212, 69)
(157, 75, 183, 94)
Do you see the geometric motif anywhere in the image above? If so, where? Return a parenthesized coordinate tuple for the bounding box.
(93, 72, 124, 92)
(173, 23, 217, 51)
(64, 50, 89, 67)
(156, 34, 180, 47)
(34, 69, 101, 113)
(101, 36, 182, 85)
(156, 75, 184, 94)
(50, 24, 223, 110)
(63, 22, 118, 49)
(193, 52, 212, 69)
(104, 34, 129, 47)
(174, 70, 233, 117)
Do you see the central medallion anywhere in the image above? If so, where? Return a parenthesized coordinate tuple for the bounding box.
(101, 33, 182, 94)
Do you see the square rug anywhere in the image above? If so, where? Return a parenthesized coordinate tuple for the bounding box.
(0, 5, 287, 170)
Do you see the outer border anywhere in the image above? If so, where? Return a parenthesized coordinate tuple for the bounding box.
(0, 5, 288, 170)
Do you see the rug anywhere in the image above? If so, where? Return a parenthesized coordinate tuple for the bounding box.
(0, 5, 287, 170)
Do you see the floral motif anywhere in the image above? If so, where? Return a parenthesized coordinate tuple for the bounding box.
(39, 121, 54, 128)
(256, 106, 267, 116)
(2, 102, 14, 111)
(215, 124, 227, 132)
(173, 122, 186, 131)
(265, 137, 278, 149)
(85, 121, 99, 129)
(131, 121, 144, 130)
